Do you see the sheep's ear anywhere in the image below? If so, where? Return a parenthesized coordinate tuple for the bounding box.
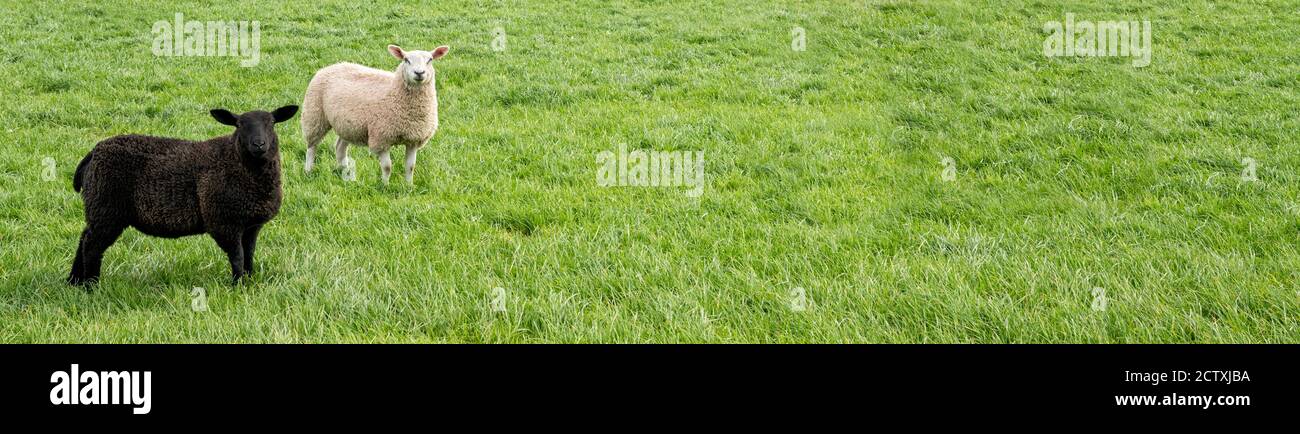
(211, 109, 239, 127)
(431, 45, 449, 60)
(272, 105, 300, 123)
(387, 45, 405, 59)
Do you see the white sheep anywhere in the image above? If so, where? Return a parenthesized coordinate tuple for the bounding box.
(301, 44, 450, 184)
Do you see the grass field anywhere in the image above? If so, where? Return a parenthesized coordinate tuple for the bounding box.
(1, 0, 1298, 342)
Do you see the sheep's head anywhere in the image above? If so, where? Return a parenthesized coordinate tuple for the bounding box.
(210, 106, 299, 160)
(388, 44, 449, 86)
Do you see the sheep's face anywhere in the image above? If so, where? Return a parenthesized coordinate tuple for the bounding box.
(388, 45, 450, 86)
(211, 106, 300, 160)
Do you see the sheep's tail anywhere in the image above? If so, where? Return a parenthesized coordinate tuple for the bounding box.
(73, 151, 92, 193)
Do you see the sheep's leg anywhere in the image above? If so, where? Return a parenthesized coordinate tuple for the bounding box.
(302, 117, 328, 173)
(241, 224, 263, 275)
(304, 132, 324, 174)
(334, 137, 349, 168)
(66, 228, 89, 285)
(403, 146, 419, 185)
(76, 224, 125, 285)
(377, 148, 393, 184)
(304, 145, 316, 173)
(212, 230, 246, 284)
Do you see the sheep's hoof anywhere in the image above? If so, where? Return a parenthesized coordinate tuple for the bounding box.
(66, 274, 96, 287)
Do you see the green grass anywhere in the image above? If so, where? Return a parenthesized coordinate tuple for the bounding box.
(1, 0, 1298, 342)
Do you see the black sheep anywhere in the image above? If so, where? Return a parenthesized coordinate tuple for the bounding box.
(68, 105, 299, 286)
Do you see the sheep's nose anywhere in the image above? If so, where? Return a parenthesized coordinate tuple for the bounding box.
(252, 141, 267, 151)
(414, 71, 426, 79)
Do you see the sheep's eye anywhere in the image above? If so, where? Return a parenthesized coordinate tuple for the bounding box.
(427, 59, 432, 64)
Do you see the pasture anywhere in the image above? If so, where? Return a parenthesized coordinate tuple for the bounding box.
(1, 0, 1298, 342)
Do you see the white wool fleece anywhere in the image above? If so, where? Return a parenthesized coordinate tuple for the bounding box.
(301, 45, 449, 155)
